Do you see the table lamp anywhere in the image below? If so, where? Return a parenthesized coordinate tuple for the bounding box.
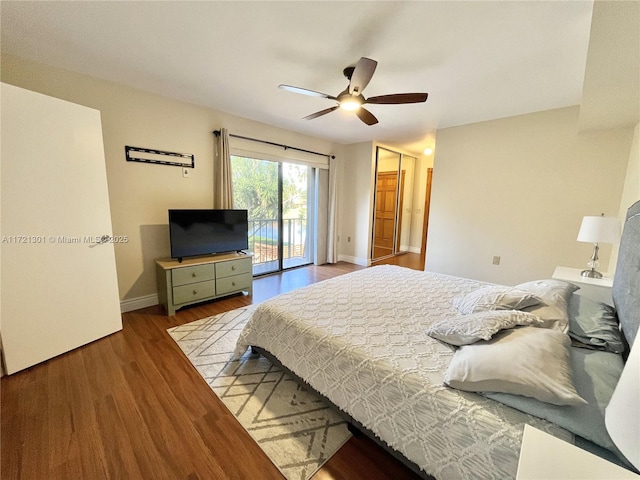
(576, 215, 621, 278)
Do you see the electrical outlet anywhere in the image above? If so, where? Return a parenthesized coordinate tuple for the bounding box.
(182, 167, 190, 178)
(492, 256, 501, 265)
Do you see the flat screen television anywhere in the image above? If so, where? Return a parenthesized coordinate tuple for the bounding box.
(169, 209, 249, 261)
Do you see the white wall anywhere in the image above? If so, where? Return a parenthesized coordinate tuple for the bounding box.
(1, 54, 337, 306)
(426, 106, 634, 285)
(337, 142, 375, 265)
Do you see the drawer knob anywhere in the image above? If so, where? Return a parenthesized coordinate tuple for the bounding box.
(193, 290, 197, 295)
(232, 281, 236, 286)
(192, 272, 197, 277)
(231, 265, 236, 270)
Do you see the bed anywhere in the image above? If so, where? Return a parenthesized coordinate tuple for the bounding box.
(233, 200, 640, 480)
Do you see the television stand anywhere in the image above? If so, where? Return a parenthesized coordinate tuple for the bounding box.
(156, 252, 252, 315)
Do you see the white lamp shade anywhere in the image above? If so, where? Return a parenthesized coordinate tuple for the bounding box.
(605, 337, 640, 470)
(577, 216, 622, 244)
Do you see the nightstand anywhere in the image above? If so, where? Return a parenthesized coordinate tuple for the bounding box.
(517, 425, 639, 479)
(552, 266, 613, 306)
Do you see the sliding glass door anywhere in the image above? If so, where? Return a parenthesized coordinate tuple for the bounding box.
(232, 155, 313, 275)
(282, 162, 312, 269)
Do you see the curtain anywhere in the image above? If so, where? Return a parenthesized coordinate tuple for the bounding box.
(327, 156, 339, 263)
(213, 128, 233, 208)
(315, 168, 328, 265)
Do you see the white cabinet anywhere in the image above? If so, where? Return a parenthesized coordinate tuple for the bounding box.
(552, 266, 613, 306)
(156, 253, 252, 315)
(517, 425, 639, 479)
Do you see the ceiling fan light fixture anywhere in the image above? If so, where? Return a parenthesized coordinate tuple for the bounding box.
(339, 98, 362, 111)
(281, 57, 428, 125)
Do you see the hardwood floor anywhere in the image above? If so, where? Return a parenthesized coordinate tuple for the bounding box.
(371, 252, 423, 270)
(1, 262, 421, 480)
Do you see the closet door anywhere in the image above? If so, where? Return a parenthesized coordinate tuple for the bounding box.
(1, 83, 122, 374)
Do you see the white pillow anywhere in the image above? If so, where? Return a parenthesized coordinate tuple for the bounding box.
(444, 327, 587, 406)
(516, 279, 579, 332)
(427, 310, 543, 346)
(453, 285, 540, 314)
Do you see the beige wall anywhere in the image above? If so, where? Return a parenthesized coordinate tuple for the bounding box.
(1, 54, 336, 304)
(618, 123, 640, 215)
(610, 122, 640, 271)
(426, 106, 634, 285)
(336, 142, 375, 265)
(410, 153, 434, 250)
(4, 55, 633, 304)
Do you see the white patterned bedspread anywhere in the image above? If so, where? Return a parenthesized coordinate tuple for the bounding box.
(233, 265, 572, 479)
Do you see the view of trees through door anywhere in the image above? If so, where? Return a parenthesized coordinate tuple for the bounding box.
(231, 155, 313, 275)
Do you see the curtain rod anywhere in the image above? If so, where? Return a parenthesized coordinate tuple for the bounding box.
(213, 130, 335, 160)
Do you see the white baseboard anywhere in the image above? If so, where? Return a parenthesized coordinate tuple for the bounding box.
(337, 254, 370, 266)
(120, 293, 159, 313)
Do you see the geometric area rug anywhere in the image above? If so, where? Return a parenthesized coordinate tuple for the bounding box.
(167, 306, 352, 480)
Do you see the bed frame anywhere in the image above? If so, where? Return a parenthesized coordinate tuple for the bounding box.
(611, 200, 640, 351)
(251, 199, 640, 479)
(252, 345, 435, 479)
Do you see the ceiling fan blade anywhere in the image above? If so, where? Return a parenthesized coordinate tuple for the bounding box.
(355, 107, 378, 126)
(303, 106, 339, 120)
(365, 93, 428, 104)
(348, 57, 377, 95)
(279, 84, 336, 100)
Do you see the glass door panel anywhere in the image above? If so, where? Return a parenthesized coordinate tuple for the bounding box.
(282, 162, 312, 269)
(397, 155, 416, 253)
(372, 148, 401, 260)
(231, 156, 313, 275)
(231, 156, 280, 275)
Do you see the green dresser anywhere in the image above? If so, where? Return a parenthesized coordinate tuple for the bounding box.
(156, 253, 252, 315)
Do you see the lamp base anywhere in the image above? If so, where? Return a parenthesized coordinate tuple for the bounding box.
(581, 269, 603, 279)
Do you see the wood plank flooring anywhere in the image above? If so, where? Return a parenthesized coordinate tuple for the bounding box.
(1, 261, 422, 480)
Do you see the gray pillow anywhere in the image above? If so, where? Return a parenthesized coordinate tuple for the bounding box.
(444, 327, 586, 406)
(568, 295, 624, 354)
(427, 310, 543, 347)
(485, 348, 625, 457)
(516, 279, 579, 332)
(452, 285, 541, 314)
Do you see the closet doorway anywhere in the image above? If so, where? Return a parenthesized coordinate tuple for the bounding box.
(371, 147, 421, 264)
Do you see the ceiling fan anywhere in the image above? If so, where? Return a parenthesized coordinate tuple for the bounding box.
(279, 57, 428, 126)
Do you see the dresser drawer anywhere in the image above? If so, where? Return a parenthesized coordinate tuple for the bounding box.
(216, 258, 252, 279)
(156, 253, 253, 315)
(172, 264, 215, 286)
(216, 273, 252, 296)
(172, 280, 215, 305)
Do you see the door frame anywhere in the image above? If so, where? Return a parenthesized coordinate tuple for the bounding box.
(419, 168, 434, 269)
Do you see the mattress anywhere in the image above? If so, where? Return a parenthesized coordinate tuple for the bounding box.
(233, 265, 573, 479)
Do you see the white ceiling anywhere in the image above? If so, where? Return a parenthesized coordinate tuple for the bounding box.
(1, 1, 597, 154)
